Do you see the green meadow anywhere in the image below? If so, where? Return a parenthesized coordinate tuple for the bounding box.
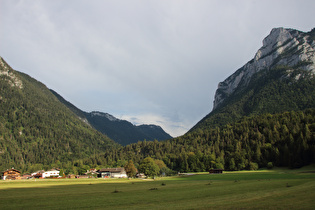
(1, 167, 315, 209)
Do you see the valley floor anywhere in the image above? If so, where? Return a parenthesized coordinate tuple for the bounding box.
(1, 167, 315, 209)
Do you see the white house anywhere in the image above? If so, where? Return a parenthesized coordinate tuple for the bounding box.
(97, 168, 127, 178)
(42, 168, 61, 178)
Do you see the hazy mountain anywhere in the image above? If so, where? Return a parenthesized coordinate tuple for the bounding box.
(50, 90, 172, 145)
(191, 27, 315, 132)
(0, 56, 116, 171)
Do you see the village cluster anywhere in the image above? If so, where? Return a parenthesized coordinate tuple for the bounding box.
(1, 168, 224, 180)
(0, 167, 137, 180)
(1, 167, 225, 180)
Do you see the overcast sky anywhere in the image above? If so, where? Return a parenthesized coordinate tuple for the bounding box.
(1, 0, 314, 137)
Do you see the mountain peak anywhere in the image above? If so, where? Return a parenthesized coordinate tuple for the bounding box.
(213, 27, 315, 110)
(90, 111, 120, 122)
(254, 27, 295, 61)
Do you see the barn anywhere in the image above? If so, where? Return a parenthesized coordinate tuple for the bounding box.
(97, 168, 127, 178)
(1, 168, 21, 180)
(209, 169, 224, 174)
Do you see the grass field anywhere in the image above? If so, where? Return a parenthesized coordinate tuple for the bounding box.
(1, 167, 315, 209)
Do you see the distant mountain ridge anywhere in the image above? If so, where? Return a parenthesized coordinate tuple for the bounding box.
(50, 90, 172, 145)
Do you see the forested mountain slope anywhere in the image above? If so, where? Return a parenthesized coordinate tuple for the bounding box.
(100, 109, 315, 171)
(192, 66, 315, 131)
(0, 56, 116, 172)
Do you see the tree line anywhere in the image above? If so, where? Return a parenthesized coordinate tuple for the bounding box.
(9, 108, 313, 175)
(97, 108, 315, 172)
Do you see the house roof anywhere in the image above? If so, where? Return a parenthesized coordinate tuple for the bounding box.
(33, 173, 43, 177)
(46, 168, 60, 172)
(32, 170, 45, 174)
(98, 168, 125, 173)
(2, 168, 21, 174)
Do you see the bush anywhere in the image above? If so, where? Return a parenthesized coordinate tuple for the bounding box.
(267, 162, 273, 169)
(138, 157, 160, 178)
(249, 162, 259, 170)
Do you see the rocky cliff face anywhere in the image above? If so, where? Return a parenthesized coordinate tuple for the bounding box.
(0, 57, 23, 89)
(213, 27, 315, 110)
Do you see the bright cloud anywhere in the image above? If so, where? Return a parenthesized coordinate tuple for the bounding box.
(120, 113, 190, 138)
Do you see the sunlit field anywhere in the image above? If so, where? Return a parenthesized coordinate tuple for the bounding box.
(1, 167, 315, 209)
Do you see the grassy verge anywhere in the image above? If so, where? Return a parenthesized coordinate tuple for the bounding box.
(1, 168, 315, 209)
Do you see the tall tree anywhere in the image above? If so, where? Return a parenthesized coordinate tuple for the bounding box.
(138, 157, 160, 178)
(124, 160, 137, 178)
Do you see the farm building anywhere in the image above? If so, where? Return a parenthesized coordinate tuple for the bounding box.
(85, 169, 99, 177)
(67, 174, 76, 179)
(136, 173, 146, 178)
(97, 168, 127, 178)
(32, 170, 45, 179)
(209, 169, 224, 174)
(42, 168, 61, 178)
(1, 168, 21, 180)
(21, 174, 32, 179)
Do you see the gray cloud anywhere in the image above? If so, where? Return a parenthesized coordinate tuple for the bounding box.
(1, 0, 315, 136)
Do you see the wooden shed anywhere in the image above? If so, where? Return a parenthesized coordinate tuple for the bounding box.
(67, 174, 76, 179)
(209, 169, 224, 174)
